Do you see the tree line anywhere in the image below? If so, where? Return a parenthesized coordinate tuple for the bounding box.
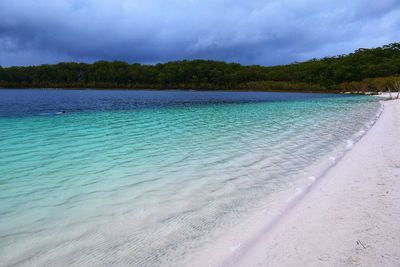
(1, 43, 400, 93)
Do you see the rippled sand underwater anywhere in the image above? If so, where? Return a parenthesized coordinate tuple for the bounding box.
(0, 90, 381, 266)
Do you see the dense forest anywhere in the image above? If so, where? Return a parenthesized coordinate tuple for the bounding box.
(1, 43, 400, 93)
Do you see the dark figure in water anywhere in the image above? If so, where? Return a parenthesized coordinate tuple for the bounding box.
(56, 110, 66, 115)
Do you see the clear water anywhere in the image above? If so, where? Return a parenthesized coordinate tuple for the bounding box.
(0, 90, 381, 266)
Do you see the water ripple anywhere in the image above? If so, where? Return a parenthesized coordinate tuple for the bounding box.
(0, 91, 381, 266)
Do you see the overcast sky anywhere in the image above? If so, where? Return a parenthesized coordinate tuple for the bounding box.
(0, 0, 399, 67)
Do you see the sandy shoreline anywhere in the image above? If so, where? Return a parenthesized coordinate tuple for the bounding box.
(223, 98, 400, 266)
(187, 98, 400, 266)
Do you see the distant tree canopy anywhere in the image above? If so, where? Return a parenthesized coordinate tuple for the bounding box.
(1, 42, 400, 92)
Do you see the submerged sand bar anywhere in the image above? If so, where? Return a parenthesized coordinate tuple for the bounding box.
(231, 99, 400, 266)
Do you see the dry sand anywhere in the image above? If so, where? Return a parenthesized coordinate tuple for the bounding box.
(227, 99, 400, 266)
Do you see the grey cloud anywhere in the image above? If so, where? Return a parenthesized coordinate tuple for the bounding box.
(0, 0, 399, 67)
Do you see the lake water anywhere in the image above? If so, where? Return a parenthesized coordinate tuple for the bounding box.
(0, 89, 381, 266)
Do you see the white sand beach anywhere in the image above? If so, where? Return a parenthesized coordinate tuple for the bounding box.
(224, 98, 400, 266)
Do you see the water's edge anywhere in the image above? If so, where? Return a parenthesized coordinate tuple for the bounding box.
(187, 100, 385, 266)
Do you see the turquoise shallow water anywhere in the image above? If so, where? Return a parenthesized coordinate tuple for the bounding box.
(0, 90, 381, 266)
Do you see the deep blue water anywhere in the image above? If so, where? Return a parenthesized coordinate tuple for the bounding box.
(0, 89, 345, 117)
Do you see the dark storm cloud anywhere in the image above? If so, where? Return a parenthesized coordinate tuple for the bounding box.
(1, 0, 400, 67)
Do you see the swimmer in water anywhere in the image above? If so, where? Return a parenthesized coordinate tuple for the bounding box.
(56, 110, 66, 115)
